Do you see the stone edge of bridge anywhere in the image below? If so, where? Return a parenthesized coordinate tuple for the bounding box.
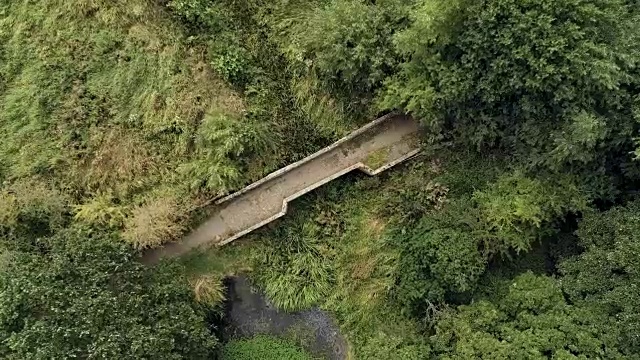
(213, 112, 402, 206)
(215, 148, 421, 247)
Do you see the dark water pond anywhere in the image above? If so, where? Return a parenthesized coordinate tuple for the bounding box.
(220, 276, 348, 360)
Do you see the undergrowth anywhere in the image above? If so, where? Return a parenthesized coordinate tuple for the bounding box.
(181, 156, 447, 358)
(221, 335, 314, 360)
(181, 148, 586, 358)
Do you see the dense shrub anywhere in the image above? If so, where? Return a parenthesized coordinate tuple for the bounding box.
(0, 227, 217, 359)
(221, 335, 312, 360)
(167, 0, 227, 31)
(166, 0, 253, 84)
(560, 200, 640, 355)
(472, 171, 586, 253)
(283, 0, 409, 102)
(394, 169, 586, 315)
(382, 0, 640, 175)
(428, 200, 640, 357)
(179, 113, 276, 193)
(431, 272, 622, 358)
(394, 198, 488, 314)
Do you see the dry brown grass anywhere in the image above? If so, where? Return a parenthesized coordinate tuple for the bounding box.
(0, 190, 20, 226)
(341, 216, 398, 309)
(123, 195, 185, 249)
(0, 180, 68, 230)
(79, 128, 156, 196)
(192, 274, 226, 306)
(364, 217, 386, 237)
(350, 219, 385, 280)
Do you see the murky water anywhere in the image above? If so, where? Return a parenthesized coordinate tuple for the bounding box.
(221, 276, 348, 360)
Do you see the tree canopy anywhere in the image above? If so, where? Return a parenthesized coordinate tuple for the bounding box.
(0, 227, 216, 359)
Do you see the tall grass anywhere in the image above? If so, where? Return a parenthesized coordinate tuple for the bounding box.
(0, 0, 284, 248)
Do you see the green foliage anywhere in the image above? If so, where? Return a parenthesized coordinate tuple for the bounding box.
(282, 0, 408, 104)
(473, 171, 587, 253)
(210, 41, 252, 84)
(253, 221, 333, 312)
(73, 193, 127, 228)
(560, 200, 640, 355)
(168, 0, 347, 161)
(167, 0, 227, 31)
(189, 175, 431, 358)
(382, 0, 640, 175)
(4, 0, 640, 358)
(0, 0, 265, 220)
(180, 113, 275, 193)
(393, 198, 488, 313)
(380, 162, 449, 222)
(221, 335, 313, 360)
(0, 180, 69, 243)
(393, 163, 587, 316)
(431, 272, 622, 359)
(0, 227, 216, 359)
(168, 0, 253, 83)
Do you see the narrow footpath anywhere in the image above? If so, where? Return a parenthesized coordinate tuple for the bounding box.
(143, 114, 421, 264)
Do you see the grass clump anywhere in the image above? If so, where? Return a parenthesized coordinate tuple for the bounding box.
(254, 221, 333, 312)
(192, 274, 226, 307)
(123, 195, 187, 250)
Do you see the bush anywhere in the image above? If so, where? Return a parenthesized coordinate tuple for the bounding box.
(254, 224, 333, 312)
(123, 195, 186, 249)
(393, 198, 488, 314)
(394, 169, 586, 316)
(0, 227, 217, 359)
(0, 180, 69, 244)
(472, 171, 587, 253)
(382, 0, 639, 173)
(167, 0, 227, 31)
(560, 200, 640, 355)
(73, 193, 127, 228)
(180, 113, 275, 193)
(431, 272, 621, 358)
(221, 335, 312, 360)
(284, 0, 407, 102)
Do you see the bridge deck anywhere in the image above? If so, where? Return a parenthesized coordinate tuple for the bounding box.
(143, 114, 421, 264)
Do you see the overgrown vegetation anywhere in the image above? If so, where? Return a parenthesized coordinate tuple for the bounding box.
(221, 335, 314, 360)
(2, 0, 640, 358)
(0, 227, 217, 358)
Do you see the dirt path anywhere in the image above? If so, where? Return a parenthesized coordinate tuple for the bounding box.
(143, 114, 420, 264)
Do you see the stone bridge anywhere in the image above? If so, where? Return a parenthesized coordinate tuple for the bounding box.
(143, 114, 421, 264)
